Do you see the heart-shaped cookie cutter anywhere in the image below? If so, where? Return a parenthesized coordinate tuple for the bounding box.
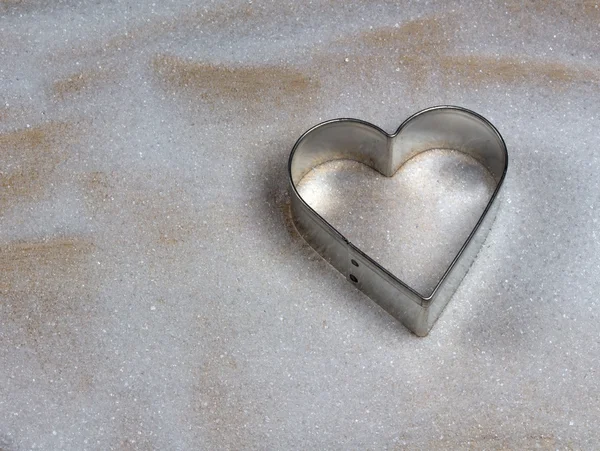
(288, 106, 508, 336)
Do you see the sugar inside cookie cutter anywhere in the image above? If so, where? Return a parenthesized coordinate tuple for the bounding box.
(288, 106, 508, 336)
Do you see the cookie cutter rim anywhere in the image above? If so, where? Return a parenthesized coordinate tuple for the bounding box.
(288, 105, 508, 336)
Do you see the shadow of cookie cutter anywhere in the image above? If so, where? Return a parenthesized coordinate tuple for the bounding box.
(288, 105, 508, 336)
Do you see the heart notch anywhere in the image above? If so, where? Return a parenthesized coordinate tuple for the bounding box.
(288, 106, 508, 336)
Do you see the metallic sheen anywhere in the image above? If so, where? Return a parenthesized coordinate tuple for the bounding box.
(288, 106, 508, 336)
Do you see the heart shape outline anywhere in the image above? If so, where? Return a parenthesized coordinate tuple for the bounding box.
(288, 106, 508, 336)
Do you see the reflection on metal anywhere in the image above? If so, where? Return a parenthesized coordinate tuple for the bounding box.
(288, 106, 508, 336)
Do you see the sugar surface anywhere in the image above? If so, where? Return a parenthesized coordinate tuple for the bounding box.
(1, 0, 600, 449)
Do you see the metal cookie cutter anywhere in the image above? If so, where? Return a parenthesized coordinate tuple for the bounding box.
(288, 106, 508, 336)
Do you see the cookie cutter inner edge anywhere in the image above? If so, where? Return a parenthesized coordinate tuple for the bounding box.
(288, 105, 508, 337)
